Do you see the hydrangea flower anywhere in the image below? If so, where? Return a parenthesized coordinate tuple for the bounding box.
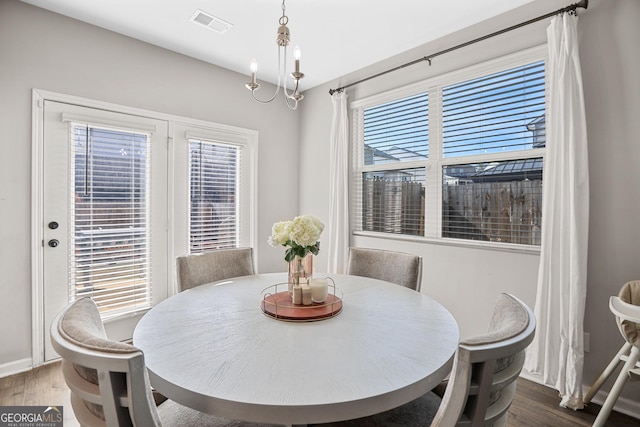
(268, 215, 324, 262)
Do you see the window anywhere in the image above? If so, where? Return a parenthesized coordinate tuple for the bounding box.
(189, 139, 240, 253)
(71, 124, 153, 316)
(354, 92, 428, 236)
(352, 49, 545, 247)
(442, 159, 543, 245)
(361, 168, 425, 235)
(172, 123, 257, 259)
(37, 93, 257, 363)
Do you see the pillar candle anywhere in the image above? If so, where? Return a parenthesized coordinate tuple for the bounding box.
(309, 279, 329, 303)
(301, 285, 312, 306)
(292, 285, 302, 305)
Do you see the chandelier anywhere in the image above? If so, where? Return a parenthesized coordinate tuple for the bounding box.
(245, 0, 304, 110)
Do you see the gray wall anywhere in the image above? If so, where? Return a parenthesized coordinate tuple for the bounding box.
(0, 0, 299, 371)
(2, 0, 640, 418)
(300, 0, 640, 415)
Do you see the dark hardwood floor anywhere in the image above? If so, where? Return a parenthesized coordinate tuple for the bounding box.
(508, 378, 638, 427)
(1, 362, 638, 426)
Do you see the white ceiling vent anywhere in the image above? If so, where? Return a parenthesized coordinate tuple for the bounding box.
(190, 9, 233, 34)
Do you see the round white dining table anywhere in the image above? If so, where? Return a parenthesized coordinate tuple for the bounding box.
(133, 273, 459, 426)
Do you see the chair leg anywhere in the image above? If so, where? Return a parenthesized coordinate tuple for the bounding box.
(592, 345, 640, 427)
(583, 342, 631, 404)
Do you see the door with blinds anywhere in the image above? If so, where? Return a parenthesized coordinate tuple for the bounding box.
(42, 101, 168, 361)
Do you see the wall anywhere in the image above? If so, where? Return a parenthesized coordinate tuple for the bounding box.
(2, 0, 640, 417)
(300, 0, 640, 416)
(0, 0, 299, 373)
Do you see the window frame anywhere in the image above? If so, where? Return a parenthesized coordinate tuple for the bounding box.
(172, 122, 258, 274)
(350, 45, 547, 253)
(32, 89, 258, 365)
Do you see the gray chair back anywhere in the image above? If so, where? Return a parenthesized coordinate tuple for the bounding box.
(176, 247, 254, 292)
(50, 297, 160, 427)
(307, 293, 535, 427)
(432, 293, 536, 427)
(51, 298, 286, 427)
(346, 247, 423, 291)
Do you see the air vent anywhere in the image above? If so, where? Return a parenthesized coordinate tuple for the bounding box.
(190, 9, 233, 34)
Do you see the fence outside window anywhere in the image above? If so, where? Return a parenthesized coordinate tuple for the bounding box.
(351, 48, 546, 247)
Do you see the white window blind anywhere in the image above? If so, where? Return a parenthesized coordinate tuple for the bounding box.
(441, 61, 545, 244)
(71, 124, 152, 317)
(442, 158, 543, 244)
(352, 50, 546, 247)
(360, 168, 425, 235)
(363, 92, 428, 165)
(442, 61, 546, 157)
(189, 139, 239, 253)
(353, 92, 428, 236)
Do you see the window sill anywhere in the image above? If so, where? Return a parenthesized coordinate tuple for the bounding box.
(352, 230, 541, 256)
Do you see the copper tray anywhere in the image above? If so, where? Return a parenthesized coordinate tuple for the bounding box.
(261, 288, 343, 322)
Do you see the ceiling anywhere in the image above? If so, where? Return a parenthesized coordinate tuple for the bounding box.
(19, 0, 537, 90)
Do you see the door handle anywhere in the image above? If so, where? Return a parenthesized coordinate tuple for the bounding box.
(48, 239, 60, 248)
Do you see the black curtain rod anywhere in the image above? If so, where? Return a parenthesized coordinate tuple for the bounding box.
(328, 0, 588, 95)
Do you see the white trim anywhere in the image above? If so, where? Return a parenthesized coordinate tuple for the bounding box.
(351, 44, 547, 109)
(31, 88, 259, 366)
(0, 358, 33, 379)
(184, 129, 254, 146)
(61, 112, 157, 133)
(33, 89, 258, 138)
(439, 148, 546, 168)
(349, 45, 547, 246)
(520, 371, 640, 421)
(352, 230, 541, 255)
(31, 91, 45, 367)
(167, 125, 176, 297)
(248, 133, 259, 264)
(587, 388, 640, 421)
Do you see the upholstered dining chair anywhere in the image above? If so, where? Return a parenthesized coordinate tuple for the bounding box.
(311, 293, 536, 427)
(176, 247, 254, 292)
(346, 247, 423, 291)
(50, 297, 282, 427)
(583, 280, 640, 427)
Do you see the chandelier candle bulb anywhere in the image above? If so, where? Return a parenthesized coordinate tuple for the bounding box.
(250, 59, 258, 84)
(294, 46, 301, 73)
(310, 278, 329, 303)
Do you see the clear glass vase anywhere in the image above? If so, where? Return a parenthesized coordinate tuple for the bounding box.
(288, 254, 313, 293)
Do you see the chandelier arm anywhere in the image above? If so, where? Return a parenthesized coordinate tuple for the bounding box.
(251, 87, 281, 104)
(284, 95, 299, 110)
(283, 79, 298, 99)
(249, 46, 286, 104)
(280, 45, 297, 99)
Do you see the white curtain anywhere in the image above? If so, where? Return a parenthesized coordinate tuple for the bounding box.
(524, 13, 589, 410)
(327, 91, 350, 274)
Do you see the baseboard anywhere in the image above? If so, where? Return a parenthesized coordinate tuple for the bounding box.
(0, 358, 33, 378)
(520, 371, 640, 420)
(586, 388, 640, 421)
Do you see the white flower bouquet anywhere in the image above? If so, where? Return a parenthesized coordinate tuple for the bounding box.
(268, 215, 324, 262)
